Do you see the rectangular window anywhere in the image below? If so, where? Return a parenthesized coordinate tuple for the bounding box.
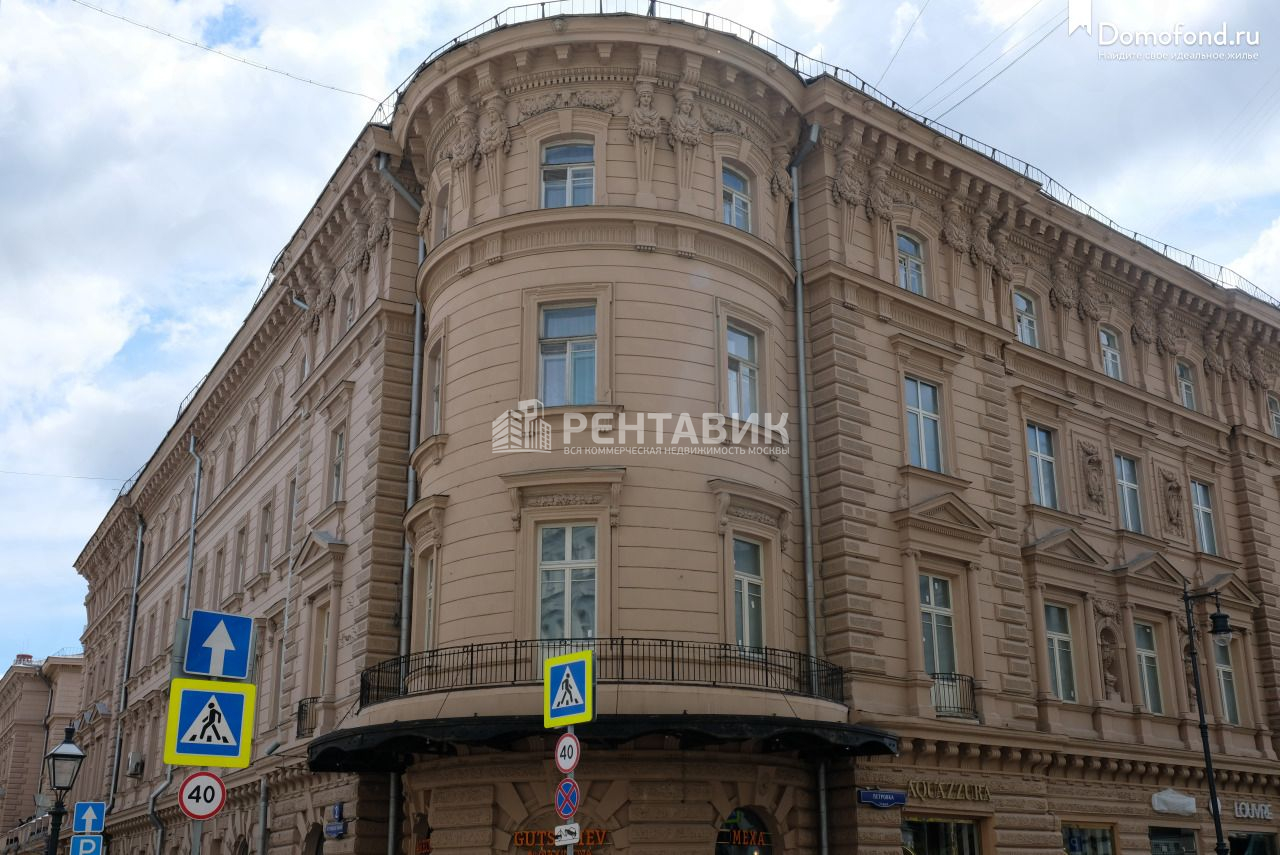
(1045, 604, 1077, 702)
(419, 552, 436, 650)
(1269, 395, 1280, 438)
(1134, 621, 1163, 714)
(212, 548, 225, 605)
(1115, 454, 1143, 533)
(1014, 291, 1038, 347)
(258, 505, 272, 576)
(284, 477, 297, 557)
(1177, 361, 1197, 411)
(902, 818, 979, 855)
(436, 189, 450, 243)
(1100, 328, 1123, 380)
(246, 416, 257, 458)
(1215, 642, 1240, 725)
(330, 428, 346, 502)
(1191, 479, 1218, 555)
(1026, 424, 1058, 509)
(733, 537, 764, 649)
(1062, 826, 1115, 855)
(427, 342, 443, 435)
(539, 305, 596, 407)
(905, 377, 942, 472)
(919, 574, 956, 676)
(233, 527, 247, 593)
(722, 167, 751, 231)
(541, 143, 594, 208)
(896, 234, 926, 295)
(311, 602, 330, 695)
(538, 523, 597, 640)
(727, 324, 759, 421)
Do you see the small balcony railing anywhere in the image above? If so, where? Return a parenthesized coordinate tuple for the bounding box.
(930, 672, 978, 719)
(360, 637, 845, 708)
(297, 696, 321, 738)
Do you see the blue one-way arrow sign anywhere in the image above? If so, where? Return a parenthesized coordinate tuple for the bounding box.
(183, 609, 253, 680)
(72, 801, 105, 833)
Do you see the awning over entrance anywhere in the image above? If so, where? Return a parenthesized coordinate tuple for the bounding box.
(308, 713, 899, 773)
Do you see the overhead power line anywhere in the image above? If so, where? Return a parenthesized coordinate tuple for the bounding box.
(0, 468, 127, 483)
(65, 0, 379, 102)
(932, 11, 1066, 120)
(910, 0, 1050, 111)
(875, 0, 933, 88)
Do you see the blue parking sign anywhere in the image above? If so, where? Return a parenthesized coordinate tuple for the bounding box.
(183, 609, 253, 679)
(70, 836, 103, 855)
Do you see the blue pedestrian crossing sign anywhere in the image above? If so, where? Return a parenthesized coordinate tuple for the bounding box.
(184, 609, 254, 680)
(72, 802, 105, 833)
(543, 649, 593, 728)
(70, 836, 103, 855)
(164, 677, 256, 768)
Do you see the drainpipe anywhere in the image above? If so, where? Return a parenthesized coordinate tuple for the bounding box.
(788, 121, 826, 855)
(152, 435, 202, 855)
(35, 670, 54, 797)
(377, 151, 425, 855)
(106, 511, 145, 814)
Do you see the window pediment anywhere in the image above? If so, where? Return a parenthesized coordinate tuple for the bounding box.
(708, 478, 795, 546)
(405, 494, 449, 548)
(296, 529, 347, 582)
(501, 466, 624, 530)
(1022, 527, 1107, 572)
(1113, 550, 1186, 591)
(892, 491, 993, 544)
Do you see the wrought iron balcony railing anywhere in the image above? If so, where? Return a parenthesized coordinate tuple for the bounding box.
(360, 637, 845, 708)
(930, 672, 978, 719)
(297, 696, 321, 738)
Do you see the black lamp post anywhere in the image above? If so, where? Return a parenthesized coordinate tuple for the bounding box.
(1182, 579, 1234, 855)
(43, 725, 85, 855)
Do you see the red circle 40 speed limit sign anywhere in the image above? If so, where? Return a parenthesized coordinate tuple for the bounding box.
(179, 770, 227, 821)
(554, 732, 580, 774)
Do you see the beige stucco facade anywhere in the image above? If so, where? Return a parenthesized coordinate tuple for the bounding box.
(42, 8, 1280, 855)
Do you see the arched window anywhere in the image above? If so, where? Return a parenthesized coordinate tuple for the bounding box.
(1099, 327, 1123, 380)
(721, 166, 751, 231)
(1176, 360, 1197, 410)
(716, 808, 774, 855)
(1014, 291, 1038, 347)
(896, 232, 926, 295)
(541, 142, 594, 208)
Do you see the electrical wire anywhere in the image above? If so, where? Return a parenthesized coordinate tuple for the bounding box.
(935, 11, 1066, 121)
(910, 0, 1049, 111)
(65, 0, 379, 102)
(920, 8, 1064, 116)
(875, 0, 933, 88)
(0, 468, 127, 482)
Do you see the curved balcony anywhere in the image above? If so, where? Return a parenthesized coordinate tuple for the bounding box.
(360, 637, 845, 707)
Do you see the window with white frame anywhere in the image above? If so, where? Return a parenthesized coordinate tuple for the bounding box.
(1014, 291, 1039, 347)
(426, 341, 443, 436)
(538, 523, 597, 640)
(539, 305, 596, 407)
(270, 385, 284, 433)
(284, 477, 297, 557)
(1214, 641, 1240, 725)
(1099, 327, 1123, 380)
(233, 526, 247, 593)
(905, 377, 942, 472)
(329, 428, 346, 503)
(733, 537, 764, 649)
(1044, 604, 1077, 702)
(727, 324, 759, 421)
(1269, 394, 1280, 438)
(896, 233, 926, 296)
(435, 187, 450, 243)
(1177, 360, 1197, 411)
(919, 574, 957, 676)
(722, 167, 751, 231)
(541, 142, 594, 208)
(1134, 621, 1163, 714)
(418, 550, 436, 650)
(343, 291, 356, 332)
(257, 504, 272, 576)
(311, 601, 331, 695)
(1026, 424, 1058, 509)
(1191, 479, 1218, 555)
(1115, 454, 1143, 533)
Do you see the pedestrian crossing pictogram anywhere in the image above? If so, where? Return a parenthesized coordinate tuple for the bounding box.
(164, 677, 255, 768)
(543, 649, 594, 728)
(553, 667, 584, 711)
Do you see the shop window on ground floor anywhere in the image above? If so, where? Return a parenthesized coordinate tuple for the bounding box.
(902, 817, 980, 855)
(1150, 827, 1197, 855)
(716, 808, 773, 855)
(1231, 833, 1278, 855)
(1063, 824, 1115, 854)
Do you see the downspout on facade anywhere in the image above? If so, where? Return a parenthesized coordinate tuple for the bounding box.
(789, 121, 826, 855)
(107, 510, 146, 815)
(377, 151, 425, 855)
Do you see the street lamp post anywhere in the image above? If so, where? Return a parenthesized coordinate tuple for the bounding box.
(1182, 579, 1234, 855)
(43, 725, 85, 855)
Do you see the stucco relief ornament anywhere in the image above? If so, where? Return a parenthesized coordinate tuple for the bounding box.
(449, 109, 479, 171)
(667, 92, 703, 192)
(1228, 340, 1254, 387)
(1131, 293, 1155, 344)
(831, 145, 866, 209)
(1155, 307, 1179, 356)
(940, 195, 970, 255)
(990, 221, 1014, 282)
(477, 98, 510, 201)
(1049, 257, 1077, 312)
(768, 143, 793, 201)
(1099, 637, 1122, 701)
(969, 207, 998, 267)
(1079, 440, 1106, 512)
(416, 199, 431, 238)
(864, 161, 896, 223)
(1203, 326, 1226, 376)
(1076, 266, 1102, 322)
(1160, 469, 1185, 534)
(627, 83, 662, 191)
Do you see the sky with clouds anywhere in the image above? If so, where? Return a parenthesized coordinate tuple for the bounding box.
(1, 0, 1278, 662)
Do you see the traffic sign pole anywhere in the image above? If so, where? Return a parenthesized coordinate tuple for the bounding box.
(567, 724, 575, 855)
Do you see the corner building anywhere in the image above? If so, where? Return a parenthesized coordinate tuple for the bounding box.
(71, 8, 1280, 855)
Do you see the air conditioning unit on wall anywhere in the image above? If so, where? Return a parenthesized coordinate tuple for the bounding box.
(126, 752, 145, 778)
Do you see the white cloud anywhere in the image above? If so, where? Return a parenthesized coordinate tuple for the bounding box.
(1228, 216, 1280, 302)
